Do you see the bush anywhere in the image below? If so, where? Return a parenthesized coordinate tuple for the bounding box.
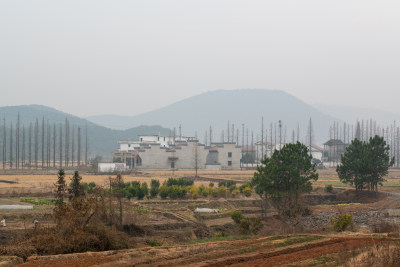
(189, 186, 198, 199)
(242, 187, 252, 197)
(159, 185, 169, 199)
(239, 217, 263, 235)
(239, 182, 252, 193)
(198, 185, 208, 197)
(209, 182, 214, 187)
(230, 210, 244, 224)
(229, 184, 238, 193)
(208, 187, 218, 198)
(325, 184, 333, 193)
(217, 185, 227, 198)
(231, 189, 240, 198)
(330, 213, 355, 232)
(145, 239, 162, 247)
(166, 178, 193, 187)
(218, 180, 236, 188)
(215, 231, 228, 237)
(150, 179, 160, 198)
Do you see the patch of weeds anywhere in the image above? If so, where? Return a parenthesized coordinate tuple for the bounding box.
(134, 208, 152, 213)
(145, 239, 162, 247)
(274, 236, 320, 248)
(129, 254, 136, 258)
(19, 197, 55, 205)
(177, 235, 250, 245)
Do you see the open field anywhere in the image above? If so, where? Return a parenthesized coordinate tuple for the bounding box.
(0, 169, 400, 266)
(1, 168, 400, 195)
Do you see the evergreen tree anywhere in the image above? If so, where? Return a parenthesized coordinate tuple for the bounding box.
(252, 142, 318, 217)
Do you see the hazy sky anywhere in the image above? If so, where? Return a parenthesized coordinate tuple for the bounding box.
(1, 1, 399, 117)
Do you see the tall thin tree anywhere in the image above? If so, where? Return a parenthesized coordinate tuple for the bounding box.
(77, 127, 81, 166)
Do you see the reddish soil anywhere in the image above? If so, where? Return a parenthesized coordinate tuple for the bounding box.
(15, 235, 397, 267)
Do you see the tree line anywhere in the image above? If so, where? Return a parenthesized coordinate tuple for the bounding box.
(0, 115, 89, 169)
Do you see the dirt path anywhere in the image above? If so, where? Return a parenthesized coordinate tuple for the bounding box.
(16, 235, 397, 267)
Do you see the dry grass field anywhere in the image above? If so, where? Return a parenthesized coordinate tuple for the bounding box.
(0, 168, 399, 195)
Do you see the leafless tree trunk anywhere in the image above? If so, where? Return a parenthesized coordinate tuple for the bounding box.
(71, 125, 75, 167)
(261, 117, 264, 159)
(22, 125, 25, 168)
(53, 123, 56, 168)
(59, 124, 63, 168)
(2, 118, 6, 170)
(41, 117, 45, 168)
(28, 123, 32, 169)
(85, 126, 88, 165)
(65, 119, 69, 167)
(16, 113, 20, 169)
(77, 127, 81, 167)
(9, 123, 13, 169)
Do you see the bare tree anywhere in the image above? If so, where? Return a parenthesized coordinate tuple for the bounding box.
(71, 125, 75, 167)
(16, 113, 20, 169)
(53, 123, 56, 168)
(28, 123, 32, 168)
(22, 125, 25, 168)
(261, 117, 264, 159)
(59, 124, 63, 168)
(77, 127, 81, 166)
(41, 117, 44, 168)
(2, 118, 6, 170)
(9, 123, 13, 169)
(85, 126, 88, 165)
(306, 118, 314, 157)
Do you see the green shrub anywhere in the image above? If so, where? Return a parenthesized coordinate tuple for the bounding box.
(242, 187, 252, 197)
(150, 179, 160, 198)
(166, 178, 193, 187)
(229, 184, 238, 193)
(325, 184, 333, 193)
(218, 180, 236, 188)
(198, 185, 208, 197)
(159, 185, 169, 199)
(239, 217, 263, 235)
(330, 213, 355, 232)
(230, 210, 244, 224)
(231, 189, 240, 198)
(145, 239, 162, 247)
(208, 187, 218, 198)
(189, 186, 198, 199)
(217, 185, 227, 198)
(215, 231, 228, 237)
(209, 182, 214, 187)
(239, 182, 252, 193)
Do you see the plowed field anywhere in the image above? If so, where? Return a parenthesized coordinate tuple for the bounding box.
(18, 235, 397, 267)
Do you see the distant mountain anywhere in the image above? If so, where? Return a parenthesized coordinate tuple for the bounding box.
(0, 105, 170, 159)
(87, 89, 338, 144)
(312, 103, 400, 126)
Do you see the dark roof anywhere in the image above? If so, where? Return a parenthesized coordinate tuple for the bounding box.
(323, 139, 345, 146)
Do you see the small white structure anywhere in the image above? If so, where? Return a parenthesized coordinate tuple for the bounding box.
(98, 163, 128, 173)
(194, 208, 220, 213)
(0, 205, 33, 210)
(118, 134, 194, 152)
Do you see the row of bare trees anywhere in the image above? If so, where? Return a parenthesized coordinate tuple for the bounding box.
(0, 115, 89, 169)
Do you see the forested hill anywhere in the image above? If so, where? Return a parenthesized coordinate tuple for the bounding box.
(0, 105, 171, 159)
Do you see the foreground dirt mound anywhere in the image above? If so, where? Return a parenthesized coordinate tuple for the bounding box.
(16, 235, 398, 267)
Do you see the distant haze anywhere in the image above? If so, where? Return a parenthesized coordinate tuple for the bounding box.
(1, 1, 400, 117)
